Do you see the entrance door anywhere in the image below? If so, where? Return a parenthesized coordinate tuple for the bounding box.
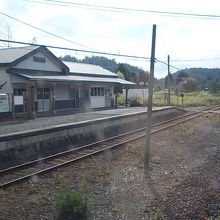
(90, 87, 105, 108)
(37, 88, 50, 112)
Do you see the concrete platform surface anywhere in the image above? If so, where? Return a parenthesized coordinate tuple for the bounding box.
(0, 106, 172, 136)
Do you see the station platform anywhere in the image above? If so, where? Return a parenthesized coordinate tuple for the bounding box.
(0, 106, 184, 169)
(0, 106, 172, 136)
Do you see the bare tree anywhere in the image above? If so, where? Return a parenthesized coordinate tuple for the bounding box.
(30, 37, 38, 44)
(0, 23, 12, 48)
(6, 23, 12, 48)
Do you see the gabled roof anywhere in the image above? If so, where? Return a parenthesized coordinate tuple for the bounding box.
(0, 46, 69, 71)
(3, 46, 135, 86)
(63, 61, 117, 78)
(0, 46, 39, 64)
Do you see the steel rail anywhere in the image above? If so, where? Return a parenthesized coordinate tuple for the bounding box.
(0, 108, 201, 175)
(0, 105, 219, 188)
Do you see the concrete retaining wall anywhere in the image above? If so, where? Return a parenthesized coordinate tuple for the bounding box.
(0, 107, 184, 168)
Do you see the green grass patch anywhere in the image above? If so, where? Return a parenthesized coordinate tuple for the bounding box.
(54, 186, 88, 220)
(153, 91, 220, 107)
(152, 156, 161, 164)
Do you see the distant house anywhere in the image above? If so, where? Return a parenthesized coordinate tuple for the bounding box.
(122, 86, 148, 101)
(0, 46, 134, 117)
(122, 71, 148, 102)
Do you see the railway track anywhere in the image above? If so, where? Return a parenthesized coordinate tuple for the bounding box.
(0, 105, 219, 188)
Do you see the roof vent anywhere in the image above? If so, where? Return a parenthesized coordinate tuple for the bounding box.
(62, 68, 67, 74)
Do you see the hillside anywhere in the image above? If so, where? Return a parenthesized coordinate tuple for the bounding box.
(173, 68, 220, 84)
(60, 55, 141, 74)
(60, 55, 163, 87)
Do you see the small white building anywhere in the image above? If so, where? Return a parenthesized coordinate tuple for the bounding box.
(0, 46, 134, 117)
(122, 87, 148, 100)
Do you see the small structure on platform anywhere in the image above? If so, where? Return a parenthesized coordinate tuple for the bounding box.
(122, 70, 148, 105)
(0, 93, 10, 117)
(0, 46, 134, 118)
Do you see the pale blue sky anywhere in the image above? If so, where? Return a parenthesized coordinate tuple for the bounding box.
(1, 0, 220, 78)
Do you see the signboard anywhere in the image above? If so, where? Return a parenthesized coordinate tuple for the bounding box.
(0, 94, 9, 113)
(14, 96, 24, 105)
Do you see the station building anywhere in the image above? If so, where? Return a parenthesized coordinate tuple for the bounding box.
(0, 46, 134, 117)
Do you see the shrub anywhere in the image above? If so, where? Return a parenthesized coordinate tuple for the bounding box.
(117, 96, 126, 106)
(54, 186, 87, 220)
(130, 95, 147, 106)
(152, 156, 161, 164)
(181, 78, 198, 92)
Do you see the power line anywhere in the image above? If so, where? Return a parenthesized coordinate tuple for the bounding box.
(172, 57, 220, 62)
(21, 0, 126, 13)
(156, 59, 181, 71)
(0, 39, 150, 60)
(0, 39, 187, 72)
(22, 0, 220, 20)
(0, 11, 95, 50)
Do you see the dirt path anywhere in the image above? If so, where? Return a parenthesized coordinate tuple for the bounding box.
(0, 113, 219, 220)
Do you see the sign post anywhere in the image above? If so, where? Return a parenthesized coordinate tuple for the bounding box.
(180, 93, 184, 109)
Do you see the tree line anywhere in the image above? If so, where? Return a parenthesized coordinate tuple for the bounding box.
(60, 55, 220, 93)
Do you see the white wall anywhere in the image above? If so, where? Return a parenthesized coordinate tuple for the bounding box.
(91, 96, 105, 108)
(11, 74, 28, 84)
(105, 85, 113, 107)
(15, 51, 61, 72)
(54, 84, 69, 101)
(122, 88, 148, 100)
(90, 84, 105, 108)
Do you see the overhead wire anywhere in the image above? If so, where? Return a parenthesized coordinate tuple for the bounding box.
(20, 0, 127, 13)
(0, 39, 151, 60)
(21, 0, 220, 20)
(0, 11, 95, 50)
(172, 57, 220, 62)
(156, 59, 181, 71)
(0, 39, 189, 72)
(0, 39, 194, 74)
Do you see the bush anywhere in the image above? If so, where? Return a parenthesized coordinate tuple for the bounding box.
(130, 95, 147, 106)
(54, 186, 87, 220)
(117, 96, 126, 106)
(181, 78, 198, 92)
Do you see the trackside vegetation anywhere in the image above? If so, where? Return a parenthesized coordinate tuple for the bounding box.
(153, 91, 220, 107)
(54, 186, 88, 220)
(117, 91, 220, 107)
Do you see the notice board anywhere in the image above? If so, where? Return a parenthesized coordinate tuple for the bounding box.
(0, 94, 9, 112)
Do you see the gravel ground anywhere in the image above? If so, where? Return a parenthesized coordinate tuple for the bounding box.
(0, 112, 219, 220)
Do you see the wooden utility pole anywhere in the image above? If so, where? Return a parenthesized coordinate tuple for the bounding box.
(26, 82, 36, 120)
(167, 55, 171, 105)
(144, 24, 156, 171)
(125, 87, 128, 107)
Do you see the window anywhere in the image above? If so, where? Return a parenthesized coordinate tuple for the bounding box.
(37, 88, 44, 99)
(33, 56, 46, 63)
(91, 87, 104, 96)
(44, 88, 50, 99)
(13, 88, 26, 96)
(37, 88, 50, 99)
(69, 88, 76, 100)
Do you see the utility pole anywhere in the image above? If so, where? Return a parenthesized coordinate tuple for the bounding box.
(144, 24, 156, 171)
(167, 55, 171, 105)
